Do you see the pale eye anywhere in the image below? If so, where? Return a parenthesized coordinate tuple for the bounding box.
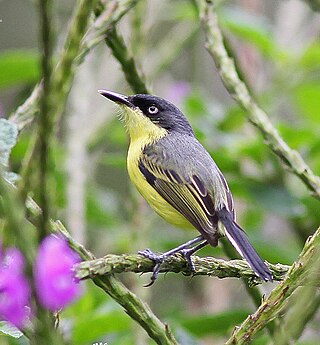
(148, 105, 159, 114)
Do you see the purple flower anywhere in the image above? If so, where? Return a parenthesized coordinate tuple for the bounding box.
(0, 247, 31, 328)
(165, 81, 191, 105)
(34, 235, 82, 311)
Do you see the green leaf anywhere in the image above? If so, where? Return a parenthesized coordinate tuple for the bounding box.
(72, 311, 131, 345)
(100, 153, 126, 169)
(180, 309, 250, 336)
(298, 43, 320, 70)
(218, 106, 246, 131)
(0, 321, 23, 338)
(86, 188, 117, 227)
(221, 10, 286, 61)
(0, 50, 39, 89)
(293, 83, 320, 122)
(0, 119, 18, 168)
(237, 138, 268, 164)
(253, 239, 298, 265)
(184, 93, 208, 119)
(278, 124, 316, 148)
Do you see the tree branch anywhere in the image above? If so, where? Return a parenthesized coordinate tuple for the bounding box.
(302, 0, 320, 11)
(51, 221, 179, 345)
(9, 0, 140, 132)
(74, 252, 289, 284)
(105, 26, 149, 94)
(197, 0, 320, 199)
(38, 0, 54, 237)
(224, 226, 320, 345)
(274, 287, 320, 344)
(99, 15, 280, 336)
(21, 195, 179, 345)
(16, 0, 99, 200)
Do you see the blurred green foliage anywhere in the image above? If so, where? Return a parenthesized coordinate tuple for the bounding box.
(0, 50, 39, 90)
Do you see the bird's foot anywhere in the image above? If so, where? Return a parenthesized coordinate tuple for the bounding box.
(138, 249, 165, 287)
(138, 239, 207, 286)
(180, 248, 196, 272)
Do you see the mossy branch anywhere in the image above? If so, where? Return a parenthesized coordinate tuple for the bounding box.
(9, 0, 140, 132)
(51, 221, 179, 345)
(99, 14, 276, 327)
(197, 0, 320, 199)
(225, 226, 320, 344)
(20, 196, 179, 345)
(74, 253, 289, 284)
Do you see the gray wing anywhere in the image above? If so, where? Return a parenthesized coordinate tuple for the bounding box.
(139, 134, 234, 245)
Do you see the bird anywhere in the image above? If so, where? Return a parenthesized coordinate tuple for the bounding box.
(98, 90, 273, 285)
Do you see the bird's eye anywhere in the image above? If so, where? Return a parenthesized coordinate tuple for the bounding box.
(148, 106, 159, 114)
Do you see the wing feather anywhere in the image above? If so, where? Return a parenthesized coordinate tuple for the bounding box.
(138, 156, 219, 245)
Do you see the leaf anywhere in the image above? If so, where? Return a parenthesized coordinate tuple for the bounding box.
(293, 83, 320, 123)
(253, 239, 298, 265)
(0, 119, 18, 168)
(100, 153, 126, 169)
(184, 93, 208, 119)
(0, 321, 23, 338)
(218, 106, 246, 131)
(278, 124, 316, 148)
(237, 138, 268, 164)
(298, 43, 320, 70)
(180, 309, 250, 336)
(72, 311, 131, 345)
(0, 50, 39, 89)
(221, 9, 286, 61)
(86, 188, 117, 227)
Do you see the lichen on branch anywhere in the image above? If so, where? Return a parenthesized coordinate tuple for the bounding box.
(74, 252, 289, 285)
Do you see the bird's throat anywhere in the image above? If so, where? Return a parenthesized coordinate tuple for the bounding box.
(120, 106, 167, 143)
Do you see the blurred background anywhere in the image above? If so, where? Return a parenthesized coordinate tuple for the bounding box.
(1, 0, 320, 344)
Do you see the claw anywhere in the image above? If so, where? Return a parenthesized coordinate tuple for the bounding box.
(138, 249, 164, 286)
(180, 249, 196, 272)
(138, 248, 162, 262)
(137, 239, 207, 286)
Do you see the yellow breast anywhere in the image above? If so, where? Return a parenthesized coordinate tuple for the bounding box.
(127, 137, 193, 230)
(121, 104, 193, 229)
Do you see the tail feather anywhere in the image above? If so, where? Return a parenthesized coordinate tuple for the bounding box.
(218, 208, 273, 282)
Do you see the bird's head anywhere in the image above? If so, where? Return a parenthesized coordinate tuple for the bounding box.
(98, 90, 194, 141)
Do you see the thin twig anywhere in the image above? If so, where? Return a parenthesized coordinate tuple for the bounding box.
(224, 227, 320, 345)
(197, 0, 320, 199)
(105, 26, 149, 94)
(38, 0, 54, 237)
(17, 0, 98, 199)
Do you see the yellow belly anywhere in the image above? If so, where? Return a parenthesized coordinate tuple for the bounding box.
(127, 140, 193, 230)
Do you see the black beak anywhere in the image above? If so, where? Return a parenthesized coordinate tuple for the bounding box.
(98, 90, 134, 108)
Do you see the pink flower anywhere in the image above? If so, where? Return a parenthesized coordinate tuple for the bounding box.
(0, 248, 31, 328)
(34, 235, 82, 311)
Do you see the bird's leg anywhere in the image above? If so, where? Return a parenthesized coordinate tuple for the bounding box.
(138, 236, 206, 286)
(180, 240, 208, 272)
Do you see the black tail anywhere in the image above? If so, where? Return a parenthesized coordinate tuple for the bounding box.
(218, 208, 273, 282)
